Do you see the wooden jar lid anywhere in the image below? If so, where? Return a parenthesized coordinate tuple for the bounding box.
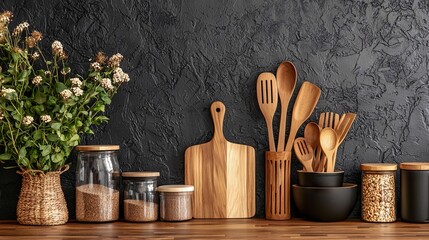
(156, 185, 194, 193)
(400, 162, 429, 171)
(360, 163, 397, 171)
(122, 172, 160, 178)
(75, 145, 120, 151)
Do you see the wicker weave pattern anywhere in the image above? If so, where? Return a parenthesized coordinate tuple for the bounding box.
(16, 168, 69, 225)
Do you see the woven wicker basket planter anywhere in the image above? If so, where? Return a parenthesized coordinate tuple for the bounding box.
(16, 167, 69, 225)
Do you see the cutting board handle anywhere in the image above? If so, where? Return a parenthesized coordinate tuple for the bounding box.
(210, 101, 226, 141)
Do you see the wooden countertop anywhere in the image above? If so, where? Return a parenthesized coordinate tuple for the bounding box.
(0, 219, 428, 239)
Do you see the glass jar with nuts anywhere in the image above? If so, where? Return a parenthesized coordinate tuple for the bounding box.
(360, 163, 397, 223)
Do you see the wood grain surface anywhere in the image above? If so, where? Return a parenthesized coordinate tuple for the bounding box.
(0, 219, 429, 239)
(185, 101, 255, 218)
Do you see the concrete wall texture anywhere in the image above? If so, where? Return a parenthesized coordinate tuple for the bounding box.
(1, 0, 429, 219)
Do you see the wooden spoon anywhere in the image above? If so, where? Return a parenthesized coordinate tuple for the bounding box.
(319, 127, 338, 172)
(284, 81, 321, 153)
(316, 112, 340, 171)
(304, 122, 320, 171)
(256, 72, 278, 152)
(293, 138, 314, 172)
(276, 61, 297, 152)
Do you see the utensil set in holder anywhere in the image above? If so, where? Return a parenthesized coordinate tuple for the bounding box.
(256, 61, 320, 220)
(294, 112, 356, 173)
(257, 61, 357, 220)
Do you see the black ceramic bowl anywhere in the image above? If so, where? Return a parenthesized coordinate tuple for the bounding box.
(297, 170, 344, 187)
(292, 183, 358, 222)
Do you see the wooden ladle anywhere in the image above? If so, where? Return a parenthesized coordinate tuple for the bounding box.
(256, 72, 278, 152)
(276, 61, 296, 152)
(319, 127, 338, 172)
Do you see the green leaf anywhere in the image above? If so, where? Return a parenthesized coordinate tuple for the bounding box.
(76, 120, 83, 127)
(51, 122, 61, 130)
(33, 130, 43, 140)
(93, 104, 105, 112)
(81, 111, 88, 116)
(33, 105, 44, 115)
(34, 91, 47, 104)
(55, 82, 67, 93)
(101, 95, 111, 105)
(47, 134, 59, 141)
(19, 147, 27, 158)
(0, 153, 12, 160)
(40, 145, 51, 157)
(51, 153, 63, 163)
(69, 134, 80, 142)
(65, 113, 73, 119)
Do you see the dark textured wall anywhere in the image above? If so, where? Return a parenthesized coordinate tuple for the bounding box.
(1, 0, 429, 219)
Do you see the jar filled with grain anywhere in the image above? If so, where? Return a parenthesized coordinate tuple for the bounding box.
(157, 185, 194, 221)
(75, 145, 121, 222)
(361, 163, 397, 222)
(123, 172, 160, 222)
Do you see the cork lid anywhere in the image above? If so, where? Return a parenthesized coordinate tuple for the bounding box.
(156, 185, 194, 193)
(75, 145, 120, 151)
(400, 162, 429, 171)
(360, 163, 397, 171)
(122, 172, 160, 178)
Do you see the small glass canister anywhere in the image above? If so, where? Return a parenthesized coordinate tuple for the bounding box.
(157, 185, 194, 221)
(123, 171, 160, 222)
(75, 145, 121, 222)
(360, 163, 397, 222)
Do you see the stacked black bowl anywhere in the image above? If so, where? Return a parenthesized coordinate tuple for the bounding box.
(292, 171, 358, 222)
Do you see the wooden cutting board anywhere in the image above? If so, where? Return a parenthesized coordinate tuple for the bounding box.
(185, 101, 255, 218)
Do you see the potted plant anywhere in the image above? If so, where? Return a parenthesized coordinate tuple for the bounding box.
(0, 11, 130, 225)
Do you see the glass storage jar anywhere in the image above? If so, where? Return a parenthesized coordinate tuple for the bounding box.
(361, 163, 397, 222)
(75, 145, 121, 222)
(157, 185, 194, 221)
(123, 171, 160, 222)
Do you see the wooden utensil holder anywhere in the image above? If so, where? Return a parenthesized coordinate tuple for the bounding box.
(265, 151, 291, 220)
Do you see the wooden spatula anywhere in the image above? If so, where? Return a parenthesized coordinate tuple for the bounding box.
(284, 81, 321, 153)
(184, 101, 255, 218)
(316, 112, 340, 171)
(293, 137, 314, 172)
(257, 72, 278, 152)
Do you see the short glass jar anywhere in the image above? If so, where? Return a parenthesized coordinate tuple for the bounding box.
(157, 185, 194, 221)
(75, 145, 121, 222)
(360, 163, 397, 222)
(123, 171, 160, 222)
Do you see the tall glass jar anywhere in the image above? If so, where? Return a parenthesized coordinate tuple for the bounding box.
(361, 163, 397, 222)
(75, 145, 121, 222)
(123, 172, 160, 222)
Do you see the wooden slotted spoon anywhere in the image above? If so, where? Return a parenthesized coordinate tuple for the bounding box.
(293, 137, 314, 172)
(256, 72, 278, 152)
(319, 127, 338, 172)
(284, 81, 321, 153)
(276, 61, 296, 152)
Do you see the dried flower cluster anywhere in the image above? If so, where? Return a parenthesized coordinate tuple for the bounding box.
(51, 40, 67, 60)
(40, 115, 52, 123)
(32, 76, 42, 86)
(22, 116, 34, 126)
(0, 10, 131, 172)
